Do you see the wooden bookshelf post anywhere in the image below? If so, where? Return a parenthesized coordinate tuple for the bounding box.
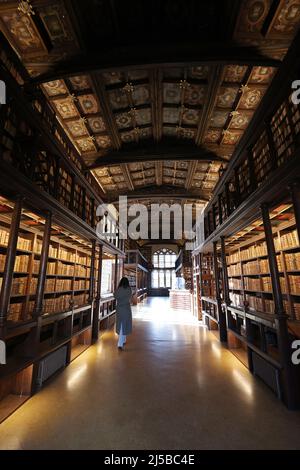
(213, 241, 227, 342)
(93, 244, 102, 341)
(33, 212, 52, 318)
(89, 240, 96, 304)
(0, 197, 23, 335)
(221, 236, 230, 306)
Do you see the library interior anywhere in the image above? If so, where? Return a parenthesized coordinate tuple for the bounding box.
(1, 0, 300, 451)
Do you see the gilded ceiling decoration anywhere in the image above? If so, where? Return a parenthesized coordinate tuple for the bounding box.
(0, 0, 300, 205)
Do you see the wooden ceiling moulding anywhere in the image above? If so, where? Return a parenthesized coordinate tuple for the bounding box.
(90, 72, 122, 150)
(195, 65, 224, 145)
(87, 142, 228, 169)
(150, 68, 163, 141)
(107, 186, 209, 204)
(185, 161, 199, 190)
(123, 164, 135, 192)
(28, 44, 282, 85)
(155, 162, 163, 186)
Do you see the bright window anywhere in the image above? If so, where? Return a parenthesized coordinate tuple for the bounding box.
(151, 249, 176, 288)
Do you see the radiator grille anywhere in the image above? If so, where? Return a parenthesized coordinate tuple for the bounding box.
(37, 346, 67, 387)
(252, 351, 281, 398)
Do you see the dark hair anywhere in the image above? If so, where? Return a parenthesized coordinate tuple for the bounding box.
(118, 277, 130, 288)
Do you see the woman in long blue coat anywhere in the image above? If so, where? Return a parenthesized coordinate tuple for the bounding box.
(114, 277, 132, 349)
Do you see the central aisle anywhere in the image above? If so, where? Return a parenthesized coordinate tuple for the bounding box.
(1, 297, 300, 450)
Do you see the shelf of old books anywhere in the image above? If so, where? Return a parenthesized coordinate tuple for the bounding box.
(0, 195, 95, 333)
(224, 200, 300, 371)
(225, 202, 300, 322)
(0, 196, 46, 324)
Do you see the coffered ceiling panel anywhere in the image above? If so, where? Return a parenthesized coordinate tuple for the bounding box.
(1, 0, 299, 206)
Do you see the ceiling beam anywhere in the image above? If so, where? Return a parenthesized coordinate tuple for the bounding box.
(29, 43, 281, 85)
(106, 186, 209, 203)
(155, 162, 163, 186)
(150, 68, 163, 141)
(90, 73, 121, 149)
(196, 64, 224, 145)
(87, 143, 229, 168)
(185, 161, 198, 190)
(123, 164, 135, 191)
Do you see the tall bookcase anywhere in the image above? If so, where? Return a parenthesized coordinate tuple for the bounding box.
(0, 194, 105, 422)
(199, 249, 226, 340)
(221, 199, 300, 404)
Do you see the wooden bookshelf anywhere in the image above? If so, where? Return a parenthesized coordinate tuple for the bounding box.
(225, 205, 300, 322)
(70, 327, 92, 362)
(0, 364, 33, 423)
(0, 192, 123, 422)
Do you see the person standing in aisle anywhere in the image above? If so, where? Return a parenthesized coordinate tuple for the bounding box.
(114, 277, 132, 350)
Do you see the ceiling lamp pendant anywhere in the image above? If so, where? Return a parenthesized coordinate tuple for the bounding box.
(123, 82, 134, 94)
(18, 0, 35, 16)
(239, 84, 250, 94)
(179, 79, 190, 90)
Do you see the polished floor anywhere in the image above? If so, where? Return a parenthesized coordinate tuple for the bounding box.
(1, 297, 300, 450)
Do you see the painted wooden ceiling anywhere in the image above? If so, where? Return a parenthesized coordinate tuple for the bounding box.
(1, 0, 300, 203)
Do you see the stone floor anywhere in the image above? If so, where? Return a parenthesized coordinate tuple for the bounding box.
(1, 297, 300, 450)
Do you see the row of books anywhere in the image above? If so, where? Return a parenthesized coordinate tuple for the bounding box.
(288, 275, 300, 295)
(243, 259, 270, 275)
(17, 236, 32, 252)
(227, 253, 300, 279)
(241, 242, 267, 261)
(294, 303, 300, 321)
(0, 228, 10, 246)
(11, 278, 27, 296)
(8, 302, 23, 322)
(227, 242, 268, 264)
(229, 292, 244, 308)
(47, 262, 57, 275)
(73, 293, 88, 308)
(229, 279, 243, 290)
(45, 261, 91, 277)
(244, 277, 261, 291)
(33, 260, 40, 274)
(0, 254, 6, 270)
(228, 263, 241, 276)
(275, 229, 299, 251)
(34, 239, 43, 254)
(43, 294, 72, 315)
(14, 255, 30, 272)
(285, 252, 300, 271)
(9, 300, 35, 322)
(74, 280, 88, 290)
(245, 294, 264, 312)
